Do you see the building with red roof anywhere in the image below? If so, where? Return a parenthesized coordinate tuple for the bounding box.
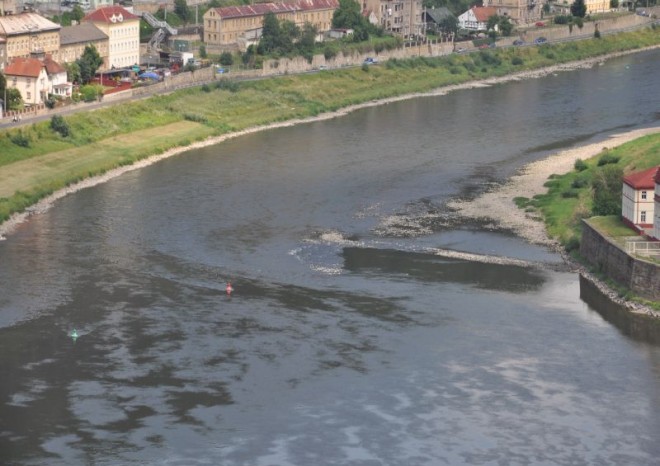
(4, 53, 71, 105)
(83, 6, 139, 69)
(621, 166, 659, 235)
(458, 6, 497, 31)
(204, 0, 338, 51)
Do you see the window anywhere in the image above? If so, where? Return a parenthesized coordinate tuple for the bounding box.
(641, 211, 647, 222)
(641, 191, 647, 200)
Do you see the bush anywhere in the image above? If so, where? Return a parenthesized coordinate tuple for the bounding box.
(511, 56, 524, 66)
(592, 165, 623, 215)
(571, 177, 588, 189)
(565, 236, 580, 252)
(574, 158, 588, 171)
(597, 152, 620, 166)
(201, 84, 211, 93)
(219, 52, 234, 66)
(50, 115, 70, 137)
(10, 131, 31, 147)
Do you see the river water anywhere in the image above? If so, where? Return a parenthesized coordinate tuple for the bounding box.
(1, 50, 660, 465)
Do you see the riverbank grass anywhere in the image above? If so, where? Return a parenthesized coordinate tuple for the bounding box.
(525, 132, 660, 248)
(1, 28, 659, 225)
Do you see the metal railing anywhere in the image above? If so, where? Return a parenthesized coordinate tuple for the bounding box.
(626, 241, 660, 259)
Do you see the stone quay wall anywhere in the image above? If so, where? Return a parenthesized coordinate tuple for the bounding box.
(580, 219, 660, 301)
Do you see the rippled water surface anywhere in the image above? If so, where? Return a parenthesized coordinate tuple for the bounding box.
(1, 50, 660, 465)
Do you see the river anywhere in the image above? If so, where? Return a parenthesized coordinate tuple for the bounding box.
(1, 49, 659, 465)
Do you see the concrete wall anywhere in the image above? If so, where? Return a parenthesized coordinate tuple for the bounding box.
(580, 219, 660, 301)
(261, 40, 454, 76)
(518, 13, 654, 43)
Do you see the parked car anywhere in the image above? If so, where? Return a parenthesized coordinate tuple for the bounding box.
(363, 57, 378, 65)
(535, 37, 548, 45)
(535, 21, 545, 27)
(513, 39, 524, 46)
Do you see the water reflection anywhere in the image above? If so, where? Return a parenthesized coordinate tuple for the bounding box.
(580, 275, 660, 346)
(343, 247, 546, 292)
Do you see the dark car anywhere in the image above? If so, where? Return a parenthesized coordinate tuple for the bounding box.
(513, 39, 524, 46)
(534, 37, 548, 45)
(363, 57, 378, 65)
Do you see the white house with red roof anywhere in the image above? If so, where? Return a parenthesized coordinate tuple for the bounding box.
(4, 54, 72, 105)
(621, 166, 659, 235)
(83, 6, 139, 69)
(458, 6, 497, 31)
(4, 56, 50, 105)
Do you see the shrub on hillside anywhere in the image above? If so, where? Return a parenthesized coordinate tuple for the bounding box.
(592, 165, 623, 215)
(574, 158, 588, 171)
(50, 115, 70, 137)
(10, 131, 31, 147)
(597, 152, 620, 166)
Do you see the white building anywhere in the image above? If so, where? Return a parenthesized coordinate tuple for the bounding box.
(621, 166, 658, 236)
(457, 6, 497, 31)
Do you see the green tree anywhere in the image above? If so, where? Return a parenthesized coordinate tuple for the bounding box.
(259, 12, 283, 54)
(50, 115, 71, 137)
(610, 0, 619, 7)
(199, 43, 207, 59)
(571, 0, 587, 18)
(72, 4, 85, 22)
(219, 51, 234, 66)
(174, 0, 191, 23)
(487, 15, 513, 36)
(591, 165, 623, 216)
(5, 88, 23, 111)
(65, 62, 82, 84)
(332, 0, 370, 40)
(76, 45, 103, 84)
(297, 23, 318, 54)
(437, 16, 459, 35)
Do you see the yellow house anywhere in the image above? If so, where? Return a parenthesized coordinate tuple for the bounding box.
(204, 0, 338, 51)
(585, 0, 610, 13)
(0, 13, 60, 62)
(83, 6, 140, 70)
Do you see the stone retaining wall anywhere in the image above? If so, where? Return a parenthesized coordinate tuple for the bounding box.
(580, 219, 660, 301)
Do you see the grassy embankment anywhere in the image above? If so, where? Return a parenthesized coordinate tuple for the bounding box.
(1, 27, 659, 225)
(516, 133, 660, 307)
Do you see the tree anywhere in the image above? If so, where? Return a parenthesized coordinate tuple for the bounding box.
(571, 0, 587, 18)
(5, 88, 23, 111)
(72, 4, 85, 22)
(437, 16, 459, 35)
(199, 43, 207, 59)
(50, 115, 71, 137)
(591, 165, 623, 216)
(259, 12, 283, 54)
(65, 62, 82, 84)
(174, 0, 191, 23)
(332, 0, 370, 40)
(76, 45, 103, 84)
(219, 52, 234, 66)
(487, 15, 513, 37)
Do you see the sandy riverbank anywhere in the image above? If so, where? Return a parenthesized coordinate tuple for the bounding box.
(0, 45, 658, 242)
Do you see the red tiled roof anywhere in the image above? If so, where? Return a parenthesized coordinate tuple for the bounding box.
(212, 3, 296, 19)
(4, 57, 45, 78)
(83, 6, 139, 23)
(472, 6, 497, 22)
(623, 166, 659, 189)
(293, 0, 338, 11)
(43, 55, 66, 75)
